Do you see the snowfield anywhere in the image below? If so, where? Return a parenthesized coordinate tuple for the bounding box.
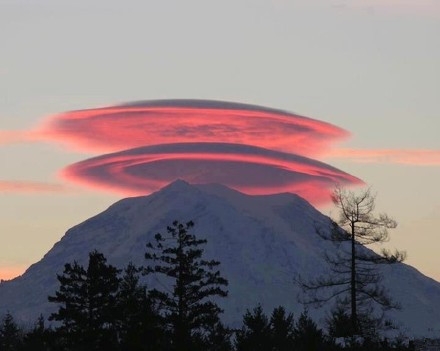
(1, 180, 440, 337)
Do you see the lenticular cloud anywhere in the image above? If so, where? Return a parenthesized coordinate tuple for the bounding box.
(41, 99, 362, 205)
(62, 142, 362, 204)
(37, 100, 348, 155)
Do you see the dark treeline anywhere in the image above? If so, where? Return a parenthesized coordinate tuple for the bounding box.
(0, 220, 415, 351)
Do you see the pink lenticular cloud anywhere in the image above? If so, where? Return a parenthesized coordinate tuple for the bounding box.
(0, 181, 65, 193)
(61, 142, 363, 205)
(36, 100, 349, 155)
(4, 99, 439, 200)
(1, 99, 367, 200)
(327, 149, 440, 166)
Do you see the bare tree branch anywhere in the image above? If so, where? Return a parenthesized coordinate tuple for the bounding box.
(298, 186, 406, 337)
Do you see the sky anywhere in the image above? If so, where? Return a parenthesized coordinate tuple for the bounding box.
(0, 0, 439, 281)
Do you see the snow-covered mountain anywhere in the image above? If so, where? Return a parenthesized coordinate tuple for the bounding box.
(1, 180, 439, 337)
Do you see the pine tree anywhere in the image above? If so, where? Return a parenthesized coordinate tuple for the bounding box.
(23, 314, 48, 351)
(48, 260, 87, 341)
(0, 312, 22, 351)
(116, 262, 162, 351)
(270, 306, 295, 351)
(293, 311, 326, 351)
(234, 305, 271, 351)
(145, 220, 228, 351)
(326, 305, 353, 339)
(48, 250, 120, 350)
(236, 305, 298, 351)
(202, 321, 233, 351)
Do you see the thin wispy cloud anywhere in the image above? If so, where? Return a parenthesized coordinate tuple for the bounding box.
(0, 130, 32, 145)
(0, 180, 66, 193)
(327, 149, 440, 166)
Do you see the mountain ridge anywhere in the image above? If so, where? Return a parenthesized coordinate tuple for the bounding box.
(1, 180, 439, 337)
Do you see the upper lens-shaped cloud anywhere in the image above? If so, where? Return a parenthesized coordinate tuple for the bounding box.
(38, 99, 348, 155)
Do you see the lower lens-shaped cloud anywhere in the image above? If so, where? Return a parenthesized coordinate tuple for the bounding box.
(61, 143, 363, 204)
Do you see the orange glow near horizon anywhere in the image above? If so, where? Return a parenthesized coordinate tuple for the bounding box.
(0, 266, 26, 281)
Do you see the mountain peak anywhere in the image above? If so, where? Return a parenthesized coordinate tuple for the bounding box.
(160, 178, 192, 191)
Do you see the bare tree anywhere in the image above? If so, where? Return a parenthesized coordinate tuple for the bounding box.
(298, 186, 406, 336)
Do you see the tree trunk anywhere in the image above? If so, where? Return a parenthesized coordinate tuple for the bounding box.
(350, 222, 357, 335)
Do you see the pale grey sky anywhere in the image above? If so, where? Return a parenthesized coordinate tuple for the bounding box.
(1, 0, 439, 280)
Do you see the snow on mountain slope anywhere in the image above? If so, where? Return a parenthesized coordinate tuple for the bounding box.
(0, 180, 439, 337)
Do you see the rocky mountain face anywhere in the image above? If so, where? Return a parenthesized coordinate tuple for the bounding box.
(1, 180, 439, 337)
